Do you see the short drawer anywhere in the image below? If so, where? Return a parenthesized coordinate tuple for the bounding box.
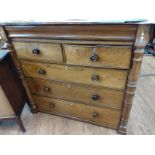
(34, 95, 121, 129)
(21, 61, 128, 90)
(64, 45, 132, 69)
(13, 42, 63, 63)
(26, 78, 124, 109)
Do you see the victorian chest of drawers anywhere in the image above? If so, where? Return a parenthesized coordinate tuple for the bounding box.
(0, 22, 151, 134)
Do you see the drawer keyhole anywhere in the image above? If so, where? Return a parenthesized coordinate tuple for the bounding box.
(44, 86, 51, 92)
(91, 95, 99, 101)
(91, 75, 99, 81)
(49, 103, 55, 109)
(92, 112, 99, 118)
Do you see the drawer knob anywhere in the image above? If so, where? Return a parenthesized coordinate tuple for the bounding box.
(90, 54, 98, 62)
(92, 95, 99, 101)
(44, 86, 50, 92)
(92, 112, 99, 118)
(49, 103, 55, 108)
(32, 48, 40, 55)
(91, 75, 99, 81)
(38, 68, 46, 75)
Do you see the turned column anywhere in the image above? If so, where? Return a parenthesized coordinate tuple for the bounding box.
(118, 25, 151, 134)
(0, 26, 37, 113)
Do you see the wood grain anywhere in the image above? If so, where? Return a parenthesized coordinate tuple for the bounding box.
(13, 42, 63, 63)
(64, 44, 132, 69)
(118, 25, 151, 134)
(26, 78, 124, 109)
(34, 95, 121, 129)
(20, 60, 128, 90)
(12, 38, 134, 46)
(0, 53, 154, 135)
(5, 25, 137, 41)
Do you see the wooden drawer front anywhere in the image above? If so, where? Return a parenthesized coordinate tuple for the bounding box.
(6, 25, 137, 42)
(27, 78, 124, 109)
(21, 61, 128, 90)
(34, 95, 121, 128)
(64, 45, 132, 69)
(13, 42, 63, 63)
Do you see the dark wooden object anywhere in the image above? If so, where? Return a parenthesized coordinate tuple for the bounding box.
(0, 51, 26, 132)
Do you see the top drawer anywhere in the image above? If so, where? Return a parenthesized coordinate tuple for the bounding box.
(13, 42, 63, 63)
(5, 25, 137, 42)
(64, 45, 132, 69)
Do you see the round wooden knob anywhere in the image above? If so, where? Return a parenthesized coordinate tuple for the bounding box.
(44, 86, 50, 92)
(49, 103, 55, 108)
(38, 68, 46, 75)
(90, 54, 98, 62)
(91, 95, 99, 101)
(91, 75, 99, 81)
(92, 112, 99, 118)
(32, 48, 40, 55)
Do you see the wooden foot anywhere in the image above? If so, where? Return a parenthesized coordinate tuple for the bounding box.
(30, 105, 38, 113)
(117, 124, 127, 135)
(16, 117, 26, 132)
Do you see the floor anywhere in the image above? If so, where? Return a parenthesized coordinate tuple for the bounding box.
(0, 55, 155, 135)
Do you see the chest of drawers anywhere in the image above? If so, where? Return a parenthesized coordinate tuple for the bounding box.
(0, 23, 151, 134)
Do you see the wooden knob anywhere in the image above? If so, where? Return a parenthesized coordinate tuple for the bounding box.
(32, 48, 40, 55)
(44, 86, 50, 92)
(92, 112, 99, 118)
(91, 95, 99, 101)
(91, 75, 99, 81)
(90, 54, 98, 62)
(49, 103, 55, 108)
(38, 68, 46, 75)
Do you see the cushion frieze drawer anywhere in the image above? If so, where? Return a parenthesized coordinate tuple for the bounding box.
(5, 24, 137, 41)
(13, 42, 63, 63)
(21, 61, 128, 90)
(64, 45, 132, 69)
(26, 78, 125, 109)
(34, 95, 121, 129)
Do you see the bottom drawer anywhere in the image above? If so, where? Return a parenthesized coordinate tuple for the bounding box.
(34, 95, 121, 129)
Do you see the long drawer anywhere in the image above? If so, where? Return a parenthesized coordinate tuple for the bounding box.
(13, 42, 63, 63)
(34, 95, 121, 129)
(21, 61, 128, 90)
(64, 45, 132, 69)
(6, 25, 137, 41)
(26, 78, 124, 109)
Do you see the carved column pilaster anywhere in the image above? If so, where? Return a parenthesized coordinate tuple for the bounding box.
(118, 25, 151, 134)
(0, 26, 37, 113)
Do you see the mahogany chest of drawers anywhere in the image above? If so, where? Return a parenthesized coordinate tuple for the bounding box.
(0, 23, 151, 134)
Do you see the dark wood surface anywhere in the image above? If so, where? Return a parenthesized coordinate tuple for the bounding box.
(0, 52, 26, 115)
(0, 52, 27, 131)
(5, 25, 137, 41)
